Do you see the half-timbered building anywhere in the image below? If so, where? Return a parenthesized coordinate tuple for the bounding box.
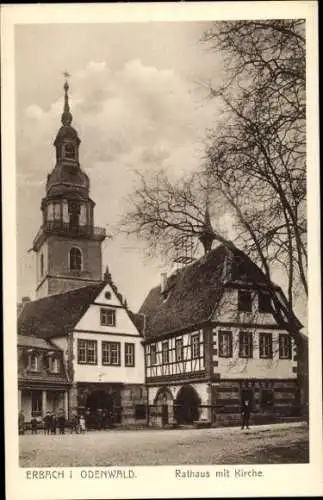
(139, 243, 302, 427)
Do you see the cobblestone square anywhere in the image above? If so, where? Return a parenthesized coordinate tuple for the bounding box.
(19, 422, 309, 467)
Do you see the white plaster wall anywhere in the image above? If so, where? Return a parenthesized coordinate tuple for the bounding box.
(213, 327, 296, 379)
(73, 331, 145, 384)
(214, 288, 279, 326)
(75, 283, 139, 335)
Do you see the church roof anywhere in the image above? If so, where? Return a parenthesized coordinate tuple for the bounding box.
(18, 283, 106, 339)
(139, 244, 299, 339)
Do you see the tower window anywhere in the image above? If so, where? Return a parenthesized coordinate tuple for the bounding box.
(69, 247, 83, 271)
(40, 253, 44, 277)
(64, 142, 75, 159)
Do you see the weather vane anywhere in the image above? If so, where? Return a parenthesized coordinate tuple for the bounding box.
(63, 71, 70, 80)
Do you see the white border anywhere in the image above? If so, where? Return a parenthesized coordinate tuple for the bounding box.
(2, 2, 321, 499)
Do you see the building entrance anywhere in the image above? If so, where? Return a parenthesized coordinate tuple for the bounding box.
(174, 385, 200, 424)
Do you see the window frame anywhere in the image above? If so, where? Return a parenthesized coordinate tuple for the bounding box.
(102, 341, 121, 366)
(125, 342, 135, 367)
(150, 344, 157, 365)
(258, 290, 272, 313)
(259, 332, 273, 359)
(279, 334, 292, 359)
(218, 330, 233, 358)
(191, 333, 200, 359)
(175, 337, 183, 362)
(77, 339, 98, 365)
(49, 356, 60, 373)
(238, 290, 253, 312)
(100, 308, 116, 327)
(69, 246, 83, 271)
(161, 340, 169, 364)
(30, 353, 40, 372)
(239, 331, 253, 358)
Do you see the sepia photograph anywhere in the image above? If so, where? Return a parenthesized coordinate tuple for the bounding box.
(2, 2, 321, 499)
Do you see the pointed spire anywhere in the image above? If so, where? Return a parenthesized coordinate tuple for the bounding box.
(61, 73, 73, 126)
(199, 205, 216, 254)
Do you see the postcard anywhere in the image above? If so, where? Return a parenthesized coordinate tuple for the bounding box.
(2, 2, 322, 499)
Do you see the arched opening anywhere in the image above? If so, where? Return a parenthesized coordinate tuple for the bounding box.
(174, 385, 200, 424)
(154, 387, 173, 427)
(85, 389, 121, 429)
(69, 246, 83, 271)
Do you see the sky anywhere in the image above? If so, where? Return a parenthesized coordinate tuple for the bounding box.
(15, 22, 223, 311)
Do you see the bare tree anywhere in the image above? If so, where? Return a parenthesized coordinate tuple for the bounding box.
(202, 19, 307, 303)
(120, 19, 307, 410)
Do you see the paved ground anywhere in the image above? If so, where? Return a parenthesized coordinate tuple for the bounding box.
(19, 422, 309, 467)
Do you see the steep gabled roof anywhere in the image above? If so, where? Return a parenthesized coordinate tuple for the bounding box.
(139, 244, 292, 339)
(18, 283, 105, 339)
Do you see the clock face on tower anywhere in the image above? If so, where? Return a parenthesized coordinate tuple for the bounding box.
(64, 143, 75, 159)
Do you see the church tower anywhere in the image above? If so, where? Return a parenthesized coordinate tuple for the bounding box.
(32, 79, 106, 298)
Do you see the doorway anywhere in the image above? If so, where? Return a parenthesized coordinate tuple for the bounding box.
(174, 385, 200, 424)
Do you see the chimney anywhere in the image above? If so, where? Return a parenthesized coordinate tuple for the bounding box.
(160, 272, 167, 294)
(22, 296, 31, 305)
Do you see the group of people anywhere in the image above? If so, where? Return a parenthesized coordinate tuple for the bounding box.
(43, 411, 66, 435)
(18, 409, 86, 435)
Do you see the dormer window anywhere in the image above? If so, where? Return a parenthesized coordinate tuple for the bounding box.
(49, 357, 60, 373)
(30, 353, 39, 372)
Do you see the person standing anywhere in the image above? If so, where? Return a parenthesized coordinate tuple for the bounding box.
(31, 417, 38, 435)
(79, 415, 86, 433)
(241, 400, 251, 430)
(57, 411, 66, 435)
(18, 410, 25, 435)
(43, 411, 51, 435)
(50, 412, 57, 435)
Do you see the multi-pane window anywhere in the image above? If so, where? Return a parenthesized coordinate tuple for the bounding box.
(239, 331, 253, 358)
(77, 339, 97, 364)
(150, 344, 157, 365)
(219, 331, 233, 357)
(279, 334, 292, 359)
(49, 357, 60, 373)
(175, 338, 183, 361)
(53, 202, 61, 220)
(125, 343, 135, 367)
(258, 290, 272, 313)
(100, 308, 116, 327)
(162, 341, 169, 364)
(259, 333, 273, 359)
(31, 391, 42, 417)
(102, 341, 121, 366)
(238, 290, 252, 312)
(30, 353, 39, 372)
(69, 247, 82, 271)
(191, 334, 200, 359)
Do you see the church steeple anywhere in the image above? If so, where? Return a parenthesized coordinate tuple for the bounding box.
(61, 79, 73, 126)
(199, 205, 216, 254)
(32, 78, 106, 299)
